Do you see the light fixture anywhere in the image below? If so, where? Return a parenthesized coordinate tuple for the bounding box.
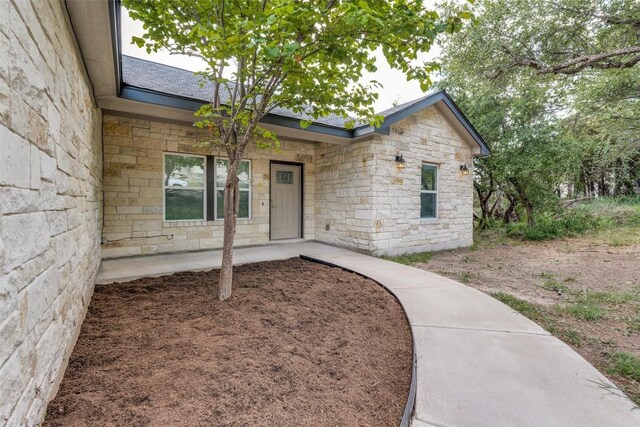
(395, 153, 406, 169)
(460, 163, 470, 175)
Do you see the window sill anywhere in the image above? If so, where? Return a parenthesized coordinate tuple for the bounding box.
(162, 219, 253, 226)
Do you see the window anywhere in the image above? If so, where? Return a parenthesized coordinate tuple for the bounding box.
(164, 153, 206, 221)
(215, 159, 251, 219)
(421, 163, 438, 218)
(276, 170, 293, 184)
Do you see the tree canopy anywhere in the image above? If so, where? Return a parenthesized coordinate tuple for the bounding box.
(438, 0, 639, 226)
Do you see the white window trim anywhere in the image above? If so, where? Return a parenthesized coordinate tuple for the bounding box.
(421, 162, 438, 220)
(162, 152, 207, 222)
(214, 158, 252, 220)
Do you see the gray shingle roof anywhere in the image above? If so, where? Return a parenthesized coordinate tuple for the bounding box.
(120, 55, 489, 155)
(122, 55, 355, 128)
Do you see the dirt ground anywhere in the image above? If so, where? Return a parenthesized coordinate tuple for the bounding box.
(426, 237, 640, 305)
(44, 258, 412, 427)
(419, 235, 640, 403)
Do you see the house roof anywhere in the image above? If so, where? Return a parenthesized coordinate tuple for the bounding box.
(120, 55, 490, 155)
(122, 55, 353, 129)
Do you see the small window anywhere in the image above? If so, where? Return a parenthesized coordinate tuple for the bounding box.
(276, 170, 293, 184)
(164, 153, 206, 221)
(215, 159, 251, 219)
(421, 163, 438, 218)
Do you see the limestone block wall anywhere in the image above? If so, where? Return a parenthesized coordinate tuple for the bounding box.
(101, 113, 315, 258)
(0, 1, 102, 425)
(370, 105, 474, 255)
(313, 140, 376, 252)
(313, 106, 474, 256)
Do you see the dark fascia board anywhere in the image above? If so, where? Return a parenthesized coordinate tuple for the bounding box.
(259, 113, 354, 138)
(441, 91, 491, 156)
(120, 84, 491, 152)
(120, 84, 355, 138)
(369, 90, 491, 156)
(108, 0, 122, 96)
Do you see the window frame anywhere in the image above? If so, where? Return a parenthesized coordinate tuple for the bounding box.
(214, 158, 252, 220)
(162, 152, 207, 222)
(420, 162, 439, 219)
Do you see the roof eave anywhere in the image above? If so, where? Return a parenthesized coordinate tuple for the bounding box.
(120, 83, 357, 140)
(106, 0, 489, 152)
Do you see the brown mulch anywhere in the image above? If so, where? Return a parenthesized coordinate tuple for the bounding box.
(44, 258, 412, 427)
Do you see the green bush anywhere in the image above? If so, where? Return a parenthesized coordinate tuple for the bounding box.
(481, 196, 639, 241)
(506, 210, 605, 241)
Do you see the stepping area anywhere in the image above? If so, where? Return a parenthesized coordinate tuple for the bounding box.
(96, 242, 640, 426)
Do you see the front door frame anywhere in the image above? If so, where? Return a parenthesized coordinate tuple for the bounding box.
(269, 160, 304, 240)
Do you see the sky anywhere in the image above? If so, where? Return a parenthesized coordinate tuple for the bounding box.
(121, 7, 442, 112)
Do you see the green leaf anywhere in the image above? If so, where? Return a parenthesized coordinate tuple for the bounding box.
(131, 36, 145, 48)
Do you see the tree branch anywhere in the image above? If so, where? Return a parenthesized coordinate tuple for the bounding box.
(503, 45, 640, 75)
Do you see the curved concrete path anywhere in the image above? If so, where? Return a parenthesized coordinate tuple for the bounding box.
(97, 242, 640, 426)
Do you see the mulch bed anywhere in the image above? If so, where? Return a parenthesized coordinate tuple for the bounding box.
(44, 258, 412, 426)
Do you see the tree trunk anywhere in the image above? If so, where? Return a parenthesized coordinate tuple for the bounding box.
(474, 181, 494, 230)
(524, 200, 534, 227)
(510, 179, 535, 227)
(503, 193, 517, 224)
(218, 161, 239, 301)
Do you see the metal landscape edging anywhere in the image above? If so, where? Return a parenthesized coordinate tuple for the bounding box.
(299, 255, 417, 427)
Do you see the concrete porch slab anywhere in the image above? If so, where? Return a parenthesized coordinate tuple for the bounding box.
(96, 241, 334, 284)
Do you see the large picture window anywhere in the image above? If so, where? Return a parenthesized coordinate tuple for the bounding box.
(421, 163, 438, 219)
(163, 153, 206, 221)
(215, 159, 251, 219)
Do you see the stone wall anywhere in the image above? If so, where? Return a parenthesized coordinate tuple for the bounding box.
(101, 113, 315, 258)
(314, 105, 474, 256)
(371, 105, 474, 255)
(0, 1, 102, 425)
(102, 105, 474, 259)
(313, 140, 376, 252)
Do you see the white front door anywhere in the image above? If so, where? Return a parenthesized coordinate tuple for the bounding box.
(270, 163, 302, 240)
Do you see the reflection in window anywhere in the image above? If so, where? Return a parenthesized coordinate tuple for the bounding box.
(164, 154, 205, 220)
(215, 159, 251, 219)
(421, 164, 438, 218)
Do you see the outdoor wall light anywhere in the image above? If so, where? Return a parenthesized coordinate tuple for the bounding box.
(460, 163, 470, 175)
(395, 154, 406, 169)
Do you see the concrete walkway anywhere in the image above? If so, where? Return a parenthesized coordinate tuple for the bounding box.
(96, 242, 640, 426)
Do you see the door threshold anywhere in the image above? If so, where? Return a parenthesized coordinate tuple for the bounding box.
(269, 238, 305, 245)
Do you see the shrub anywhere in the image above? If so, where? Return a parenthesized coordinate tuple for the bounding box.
(506, 210, 606, 241)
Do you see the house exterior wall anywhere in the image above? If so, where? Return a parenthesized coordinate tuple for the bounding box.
(313, 105, 474, 256)
(103, 104, 474, 259)
(313, 140, 376, 252)
(101, 113, 316, 258)
(370, 105, 474, 255)
(0, 2, 103, 425)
